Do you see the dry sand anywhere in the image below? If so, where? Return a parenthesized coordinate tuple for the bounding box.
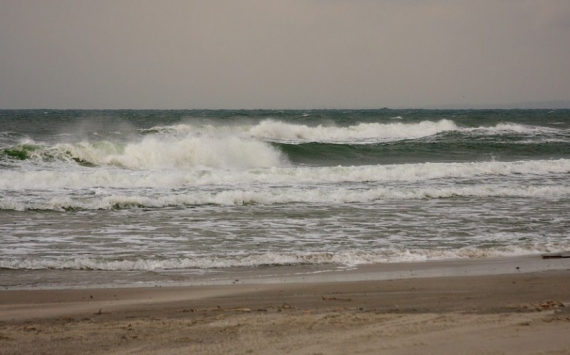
(1, 266, 570, 354)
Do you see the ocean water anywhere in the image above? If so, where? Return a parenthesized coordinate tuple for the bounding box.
(1, 109, 570, 288)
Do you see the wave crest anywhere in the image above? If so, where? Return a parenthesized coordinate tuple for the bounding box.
(2, 183, 569, 211)
(1, 159, 569, 190)
(1, 244, 567, 271)
(2, 135, 285, 169)
(247, 119, 458, 143)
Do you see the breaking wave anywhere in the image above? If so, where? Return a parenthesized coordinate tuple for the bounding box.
(142, 119, 568, 144)
(2, 183, 569, 211)
(246, 119, 458, 143)
(2, 119, 568, 170)
(1, 243, 567, 271)
(1, 135, 286, 169)
(1, 159, 569, 190)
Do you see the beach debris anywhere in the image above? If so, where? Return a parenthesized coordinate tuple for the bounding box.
(322, 296, 352, 302)
(216, 305, 252, 312)
(542, 252, 570, 259)
(198, 303, 294, 313)
(276, 303, 293, 312)
(0, 334, 14, 341)
(538, 301, 565, 309)
(514, 301, 566, 311)
(94, 309, 103, 315)
(22, 326, 39, 333)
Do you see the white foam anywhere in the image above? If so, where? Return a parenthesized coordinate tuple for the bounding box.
(141, 119, 459, 143)
(140, 123, 246, 138)
(2, 183, 570, 211)
(1, 243, 568, 271)
(247, 119, 458, 143)
(38, 135, 285, 169)
(1, 159, 569, 190)
(137, 120, 569, 146)
(462, 123, 562, 136)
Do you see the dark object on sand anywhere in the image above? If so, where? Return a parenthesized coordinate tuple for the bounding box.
(542, 252, 570, 259)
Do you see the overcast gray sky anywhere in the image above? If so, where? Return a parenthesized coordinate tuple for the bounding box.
(1, 0, 569, 109)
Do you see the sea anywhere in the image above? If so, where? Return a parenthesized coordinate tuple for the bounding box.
(1, 109, 570, 289)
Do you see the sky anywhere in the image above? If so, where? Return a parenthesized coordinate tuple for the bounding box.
(1, 0, 569, 109)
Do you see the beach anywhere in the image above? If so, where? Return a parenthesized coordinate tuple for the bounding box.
(1, 256, 570, 355)
(2, 110, 570, 353)
(2, 1, 570, 352)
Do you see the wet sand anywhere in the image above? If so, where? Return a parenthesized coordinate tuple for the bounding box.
(1, 258, 570, 354)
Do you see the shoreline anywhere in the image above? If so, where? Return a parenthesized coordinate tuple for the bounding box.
(1, 255, 570, 354)
(2, 253, 569, 290)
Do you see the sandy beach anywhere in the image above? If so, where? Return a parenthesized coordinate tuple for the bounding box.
(1, 257, 570, 354)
